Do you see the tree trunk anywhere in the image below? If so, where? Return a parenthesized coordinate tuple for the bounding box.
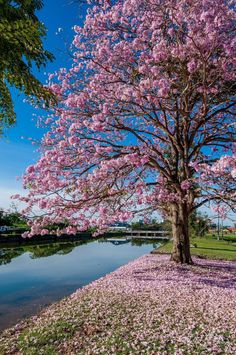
(170, 204, 193, 264)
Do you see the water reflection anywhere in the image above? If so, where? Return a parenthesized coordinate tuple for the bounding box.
(0, 238, 158, 331)
(0, 248, 24, 265)
(0, 238, 160, 264)
(0, 239, 94, 265)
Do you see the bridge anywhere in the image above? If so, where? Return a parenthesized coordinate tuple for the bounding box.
(126, 230, 170, 240)
(106, 230, 170, 243)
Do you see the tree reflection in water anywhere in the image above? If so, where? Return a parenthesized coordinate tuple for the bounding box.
(0, 239, 95, 265)
(0, 238, 160, 266)
(0, 248, 24, 265)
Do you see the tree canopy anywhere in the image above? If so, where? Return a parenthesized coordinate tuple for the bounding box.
(0, 0, 55, 133)
(16, 0, 236, 263)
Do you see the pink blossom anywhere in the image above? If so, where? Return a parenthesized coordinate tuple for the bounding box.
(15, 0, 236, 240)
(187, 60, 198, 73)
(181, 180, 191, 191)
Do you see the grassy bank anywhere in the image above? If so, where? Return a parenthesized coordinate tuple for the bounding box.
(0, 254, 235, 354)
(153, 236, 236, 261)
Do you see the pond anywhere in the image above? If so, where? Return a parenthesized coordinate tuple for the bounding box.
(0, 238, 159, 332)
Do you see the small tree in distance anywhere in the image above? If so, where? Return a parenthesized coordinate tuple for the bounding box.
(17, 0, 236, 264)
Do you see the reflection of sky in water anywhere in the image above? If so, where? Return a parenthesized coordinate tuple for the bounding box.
(0, 240, 154, 331)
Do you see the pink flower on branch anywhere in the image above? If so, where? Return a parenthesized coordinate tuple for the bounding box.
(17, 0, 236, 264)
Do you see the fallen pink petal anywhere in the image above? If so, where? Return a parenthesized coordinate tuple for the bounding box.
(1, 254, 235, 354)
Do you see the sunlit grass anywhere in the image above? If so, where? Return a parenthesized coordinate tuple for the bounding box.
(155, 235, 236, 260)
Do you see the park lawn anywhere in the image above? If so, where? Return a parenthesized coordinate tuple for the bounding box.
(154, 236, 236, 261)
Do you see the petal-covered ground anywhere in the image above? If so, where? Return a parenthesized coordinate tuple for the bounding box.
(0, 255, 236, 354)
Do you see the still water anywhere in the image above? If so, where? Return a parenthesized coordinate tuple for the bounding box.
(0, 238, 157, 331)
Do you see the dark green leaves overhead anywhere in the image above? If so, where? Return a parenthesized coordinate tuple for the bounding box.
(0, 0, 56, 133)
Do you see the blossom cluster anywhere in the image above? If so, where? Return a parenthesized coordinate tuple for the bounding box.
(15, 0, 236, 235)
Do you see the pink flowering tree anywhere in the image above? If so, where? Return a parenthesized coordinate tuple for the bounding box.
(17, 0, 236, 264)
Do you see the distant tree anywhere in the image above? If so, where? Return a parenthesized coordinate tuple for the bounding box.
(131, 219, 169, 231)
(189, 212, 210, 237)
(158, 220, 172, 233)
(0, 208, 5, 226)
(4, 211, 25, 226)
(0, 0, 55, 133)
(0, 206, 26, 226)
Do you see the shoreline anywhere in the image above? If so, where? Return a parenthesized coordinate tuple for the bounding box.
(0, 254, 236, 354)
(0, 231, 126, 246)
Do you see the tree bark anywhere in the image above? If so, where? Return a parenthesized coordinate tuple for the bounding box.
(170, 203, 193, 264)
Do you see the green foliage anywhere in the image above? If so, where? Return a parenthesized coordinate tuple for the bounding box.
(131, 219, 171, 231)
(0, 0, 55, 133)
(0, 207, 27, 226)
(223, 235, 236, 243)
(189, 211, 210, 237)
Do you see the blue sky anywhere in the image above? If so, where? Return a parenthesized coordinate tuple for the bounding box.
(0, 0, 87, 209)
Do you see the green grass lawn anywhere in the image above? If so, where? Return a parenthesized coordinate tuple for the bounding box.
(154, 236, 236, 261)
